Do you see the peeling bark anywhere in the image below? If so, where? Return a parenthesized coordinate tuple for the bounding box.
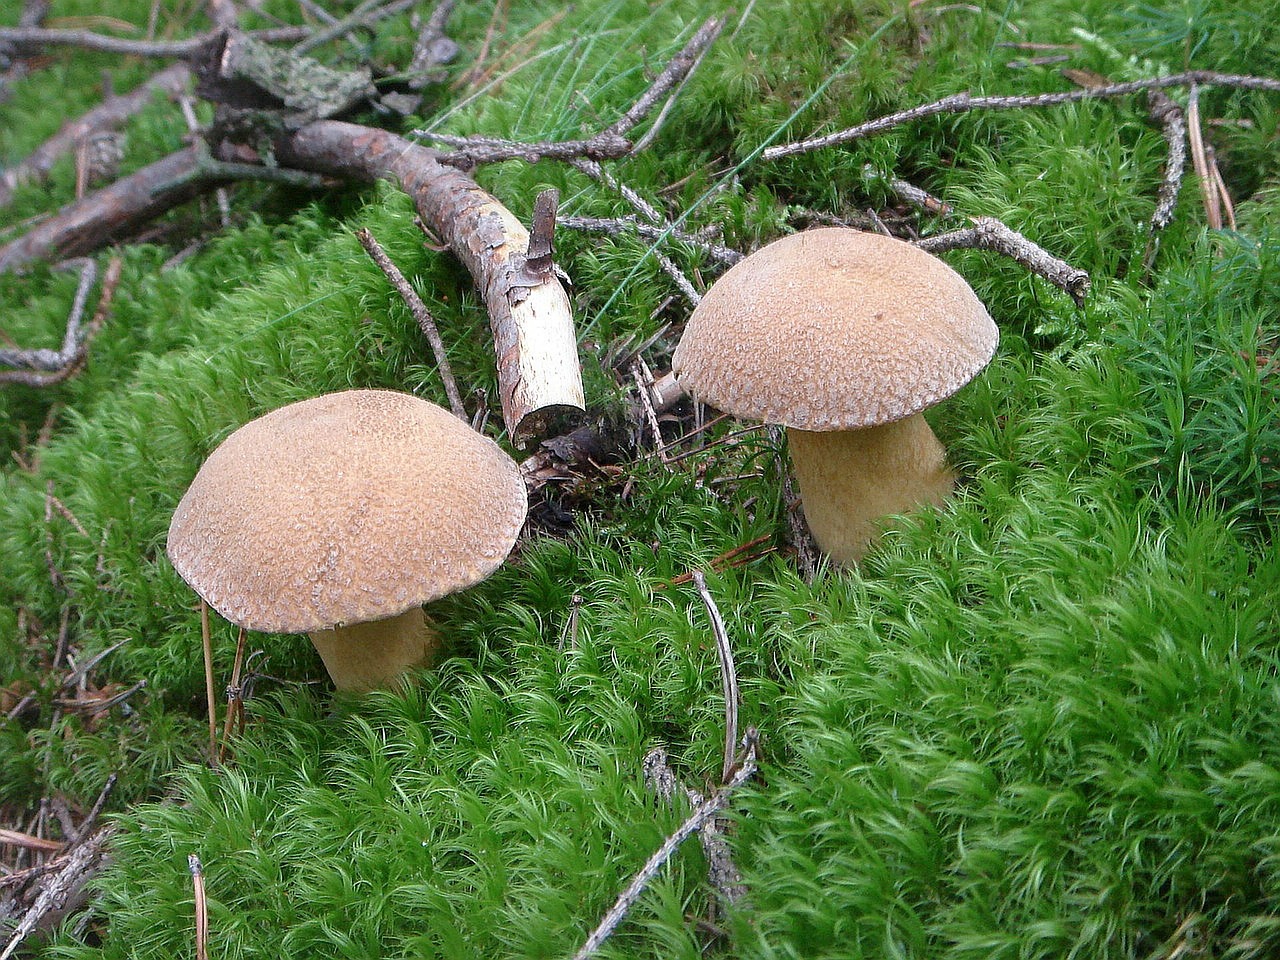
(277, 121, 585, 443)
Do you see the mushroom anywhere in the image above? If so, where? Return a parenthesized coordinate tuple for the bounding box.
(166, 389, 527, 691)
(672, 227, 998, 565)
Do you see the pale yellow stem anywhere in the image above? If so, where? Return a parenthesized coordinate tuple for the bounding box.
(787, 414, 955, 566)
(307, 606, 440, 692)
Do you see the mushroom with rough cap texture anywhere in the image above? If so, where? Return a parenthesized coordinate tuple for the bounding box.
(166, 389, 528, 691)
(672, 227, 998, 565)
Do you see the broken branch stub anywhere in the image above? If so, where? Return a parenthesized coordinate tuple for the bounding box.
(276, 121, 584, 444)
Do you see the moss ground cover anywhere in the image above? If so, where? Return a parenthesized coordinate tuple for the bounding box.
(1, 0, 1278, 956)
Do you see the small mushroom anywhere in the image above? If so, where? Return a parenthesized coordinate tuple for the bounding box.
(672, 227, 998, 565)
(166, 389, 527, 691)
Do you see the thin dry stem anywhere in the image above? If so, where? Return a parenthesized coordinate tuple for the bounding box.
(189, 854, 209, 960)
(572, 736, 758, 960)
(763, 71, 1280, 159)
(916, 217, 1090, 305)
(200, 600, 217, 769)
(355, 227, 466, 420)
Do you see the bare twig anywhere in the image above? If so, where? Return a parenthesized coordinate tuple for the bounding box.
(1146, 89, 1187, 232)
(559, 214, 744, 266)
(630, 358, 670, 464)
(417, 17, 725, 164)
(200, 600, 217, 769)
(690, 570, 741, 786)
(572, 736, 758, 960)
(0, 62, 191, 208)
(355, 227, 466, 420)
(862, 165, 953, 217)
(292, 0, 420, 55)
(641, 746, 748, 910)
(189, 854, 209, 960)
(0, 25, 307, 59)
(916, 217, 1090, 305)
(762, 71, 1280, 159)
(0, 257, 96, 382)
(0, 831, 63, 854)
(0, 825, 115, 960)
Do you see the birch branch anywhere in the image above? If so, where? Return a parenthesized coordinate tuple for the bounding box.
(276, 120, 585, 443)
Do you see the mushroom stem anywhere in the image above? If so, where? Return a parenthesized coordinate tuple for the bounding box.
(307, 606, 440, 692)
(787, 414, 955, 566)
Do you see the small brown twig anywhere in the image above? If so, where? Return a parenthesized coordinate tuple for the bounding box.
(0, 62, 191, 208)
(763, 71, 1280, 160)
(419, 17, 725, 164)
(0, 25, 307, 59)
(572, 734, 758, 960)
(863, 165, 953, 217)
(200, 600, 217, 769)
(665, 535, 774, 588)
(0, 257, 98, 385)
(916, 217, 1090, 305)
(355, 227, 466, 421)
(217, 626, 248, 764)
(690, 570, 741, 786)
(1147, 89, 1188, 233)
(292, 0, 420, 56)
(189, 854, 209, 960)
(559, 214, 744, 267)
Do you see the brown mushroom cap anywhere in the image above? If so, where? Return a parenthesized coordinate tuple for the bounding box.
(672, 228, 998, 430)
(166, 389, 527, 634)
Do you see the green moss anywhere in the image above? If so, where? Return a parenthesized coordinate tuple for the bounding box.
(0, 0, 1277, 956)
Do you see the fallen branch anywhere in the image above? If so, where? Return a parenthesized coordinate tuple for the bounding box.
(0, 255, 122, 387)
(0, 25, 307, 60)
(0, 145, 327, 272)
(0, 62, 192, 208)
(356, 226, 467, 421)
(916, 218, 1090, 305)
(276, 120, 585, 442)
(416, 17, 725, 164)
(572, 735, 757, 960)
(762, 71, 1280, 159)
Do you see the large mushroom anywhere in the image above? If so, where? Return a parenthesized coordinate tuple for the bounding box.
(166, 389, 527, 691)
(672, 227, 998, 565)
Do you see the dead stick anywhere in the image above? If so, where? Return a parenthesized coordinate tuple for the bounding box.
(277, 120, 584, 443)
(355, 227, 467, 420)
(0, 825, 114, 960)
(0, 143, 328, 272)
(0, 62, 192, 208)
(200, 600, 217, 769)
(571, 741, 757, 960)
(763, 71, 1280, 159)
(189, 854, 209, 960)
(0, 25, 307, 58)
(418, 17, 725, 165)
(916, 218, 1090, 305)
